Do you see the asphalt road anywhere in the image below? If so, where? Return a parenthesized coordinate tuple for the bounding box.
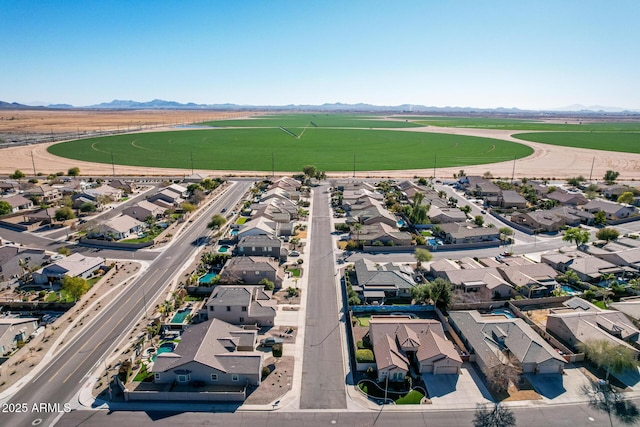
(1, 180, 253, 427)
(299, 183, 347, 409)
(55, 400, 631, 427)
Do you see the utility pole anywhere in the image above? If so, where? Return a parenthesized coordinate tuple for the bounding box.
(353, 153, 356, 178)
(190, 151, 194, 175)
(31, 151, 36, 176)
(272, 152, 275, 177)
(433, 153, 437, 179)
(111, 152, 115, 177)
(589, 156, 595, 182)
(511, 155, 516, 183)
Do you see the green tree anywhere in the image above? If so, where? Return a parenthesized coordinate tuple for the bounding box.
(594, 210, 607, 226)
(187, 183, 203, 194)
(67, 167, 80, 177)
(429, 277, 453, 311)
(200, 178, 217, 191)
(577, 340, 638, 381)
(617, 191, 635, 205)
(10, 169, 26, 180)
(460, 205, 472, 215)
(498, 227, 513, 242)
(596, 227, 620, 242)
(54, 207, 75, 221)
(474, 215, 485, 226)
(302, 165, 318, 182)
(566, 176, 585, 187)
(259, 278, 274, 291)
(563, 227, 590, 248)
(482, 356, 522, 394)
(61, 275, 89, 302)
(207, 214, 227, 230)
(80, 202, 97, 213)
(411, 283, 431, 305)
(604, 170, 620, 184)
(0, 200, 12, 215)
(414, 248, 432, 270)
(57, 247, 71, 256)
(181, 202, 196, 213)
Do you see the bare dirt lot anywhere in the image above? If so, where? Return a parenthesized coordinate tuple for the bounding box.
(2, 110, 640, 179)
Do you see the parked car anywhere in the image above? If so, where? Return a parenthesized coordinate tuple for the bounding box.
(260, 337, 284, 347)
(289, 250, 300, 257)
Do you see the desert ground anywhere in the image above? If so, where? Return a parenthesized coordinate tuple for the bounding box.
(1, 110, 639, 180)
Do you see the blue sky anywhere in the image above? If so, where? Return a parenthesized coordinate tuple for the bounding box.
(2, 1, 639, 109)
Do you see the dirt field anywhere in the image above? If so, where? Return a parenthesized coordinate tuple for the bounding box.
(2, 110, 640, 179)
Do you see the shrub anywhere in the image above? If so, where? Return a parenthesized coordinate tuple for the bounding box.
(261, 366, 271, 379)
(356, 349, 374, 363)
(272, 343, 283, 357)
(366, 366, 377, 379)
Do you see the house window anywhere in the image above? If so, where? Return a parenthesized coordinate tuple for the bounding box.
(177, 374, 190, 383)
(251, 247, 256, 252)
(232, 374, 239, 381)
(227, 306, 231, 311)
(209, 306, 214, 311)
(239, 317, 245, 323)
(211, 374, 218, 381)
(154, 373, 160, 380)
(241, 306, 247, 312)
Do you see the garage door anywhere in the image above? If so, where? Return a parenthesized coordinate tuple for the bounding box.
(435, 366, 459, 375)
(536, 364, 560, 374)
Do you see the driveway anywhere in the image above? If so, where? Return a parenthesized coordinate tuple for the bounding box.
(422, 363, 493, 409)
(526, 366, 596, 404)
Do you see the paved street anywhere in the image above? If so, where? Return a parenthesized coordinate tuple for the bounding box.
(1, 181, 253, 427)
(300, 183, 347, 409)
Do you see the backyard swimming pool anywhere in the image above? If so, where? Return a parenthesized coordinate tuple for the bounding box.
(152, 342, 176, 362)
(490, 308, 516, 318)
(199, 272, 217, 284)
(218, 245, 230, 253)
(171, 308, 191, 324)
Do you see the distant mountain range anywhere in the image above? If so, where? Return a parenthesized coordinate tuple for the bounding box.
(1, 99, 639, 114)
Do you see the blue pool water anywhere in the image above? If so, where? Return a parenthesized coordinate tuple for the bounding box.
(397, 219, 406, 227)
(491, 308, 516, 318)
(427, 238, 443, 246)
(199, 272, 217, 284)
(230, 229, 238, 236)
(561, 285, 581, 295)
(152, 342, 176, 362)
(171, 309, 190, 324)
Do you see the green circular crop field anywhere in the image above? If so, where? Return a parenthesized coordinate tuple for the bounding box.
(513, 132, 640, 153)
(48, 127, 533, 172)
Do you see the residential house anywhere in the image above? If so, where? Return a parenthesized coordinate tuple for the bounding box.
(510, 207, 592, 233)
(164, 183, 188, 198)
(584, 199, 637, 221)
(148, 189, 184, 207)
(89, 215, 144, 240)
(496, 190, 528, 209)
(152, 318, 263, 389)
(182, 173, 207, 183)
(546, 297, 640, 359)
(546, 191, 588, 206)
(585, 246, 640, 273)
(353, 258, 416, 303)
(109, 179, 138, 194)
(438, 222, 499, 244)
(252, 197, 299, 223)
(349, 197, 397, 227)
(498, 263, 558, 297)
(602, 185, 634, 201)
(218, 256, 284, 288)
(33, 253, 104, 285)
(261, 187, 301, 202)
(0, 318, 39, 356)
(205, 285, 276, 326)
(428, 206, 467, 224)
(357, 222, 412, 246)
(236, 235, 284, 259)
(0, 194, 33, 213)
(0, 246, 49, 283)
(369, 316, 462, 381)
(23, 208, 58, 225)
(462, 176, 501, 198)
(449, 310, 566, 374)
(541, 250, 624, 283)
(237, 216, 277, 240)
(82, 185, 123, 202)
(270, 176, 302, 192)
(23, 184, 61, 203)
(432, 263, 514, 299)
(0, 180, 20, 195)
(609, 297, 640, 325)
(122, 200, 167, 222)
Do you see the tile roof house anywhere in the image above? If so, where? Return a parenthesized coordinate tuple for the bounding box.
(1, 194, 33, 213)
(108, 179, 138, 194)
(462, 176, 501, 198)
(23, 208, 58, 224)
(0, 317, 39, 356)
(148, 189, 184, 207)
(369, 316, 462, 381)
(0, 246, 49, 283)
(449, 310, 566, 374)
(496, 190, 528, 209)
(432, 264, 514, 299)
(584, 199, 637, 221)
(164, 183, 188, 198)
(353, 258, 416, 303)
(33, 253, 104, 285)
(546, 191, 588, 206)
(122, 200, 167, 222)
(236, 235, 284, 259)
(205, 285, 276, 326)
(357, 222, 412, 246)
(428, 206, 468, 224)
(237, 216, 277, 239)
(270, 176, 302, 192)
(82, 185, 123, 201)
(218, 256, 284, 288)
(497, 263, 558, 297)
(89, 215, 144, 240)
(438, 223, 499, 244)
(349, 197, 397, 227)
(152, 318, 263, 389)
(541, 250, 623, 282)
(546, 298, 640, 359)
(23, 184, 61, 203)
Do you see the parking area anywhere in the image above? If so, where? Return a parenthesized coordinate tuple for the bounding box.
(421, 363, 492, 409)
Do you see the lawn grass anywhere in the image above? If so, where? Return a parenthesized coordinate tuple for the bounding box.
(514, 132, 640, 153)
(45, 289, 74, 303)
(287, 268, 301, 277)
(200, 113, 422, 129)
(235, 217, 248, 225)
(86, 276, 101, 288)
(357, 315, 371, 326)
(395, 390, 425, 405)
(48, 127, 532, 172)
(398, 116, 640, 132)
